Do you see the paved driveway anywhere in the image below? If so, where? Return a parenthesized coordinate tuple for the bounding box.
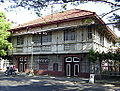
(0, 72, 120, 91)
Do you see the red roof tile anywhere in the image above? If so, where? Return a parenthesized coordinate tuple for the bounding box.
(13, 9, 95, 29)
(10, 9, 118, 40)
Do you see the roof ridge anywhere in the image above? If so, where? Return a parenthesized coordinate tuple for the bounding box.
(12, 9, 95, 29)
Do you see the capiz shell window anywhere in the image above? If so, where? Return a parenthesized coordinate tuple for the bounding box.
(42, 32, 52, 43)
(32, 32, 52, 44)
(32, 34, 41, 44)
(64, 30, 76, 41)
(87, 26, 92, 39)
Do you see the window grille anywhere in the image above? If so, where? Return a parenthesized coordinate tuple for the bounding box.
(34, 57, 49, 70)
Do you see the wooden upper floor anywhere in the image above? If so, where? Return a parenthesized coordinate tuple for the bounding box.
(9, 9, 118, 55)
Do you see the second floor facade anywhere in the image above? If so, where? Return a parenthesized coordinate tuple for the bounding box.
(10, 9, 118, 55)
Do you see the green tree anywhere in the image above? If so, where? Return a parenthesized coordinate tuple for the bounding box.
(0, 12, 13, 56)
(88, 49, 98, 63)
(88, 49, 97, 73)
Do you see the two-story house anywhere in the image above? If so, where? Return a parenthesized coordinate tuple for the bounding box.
(9, 9, 118, 77)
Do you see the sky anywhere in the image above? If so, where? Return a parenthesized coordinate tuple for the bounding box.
(0, 1, 120, 37)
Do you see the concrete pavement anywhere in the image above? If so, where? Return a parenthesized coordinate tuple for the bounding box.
(0, 71, 120, 91)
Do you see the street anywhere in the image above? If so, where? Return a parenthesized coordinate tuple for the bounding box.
(0, 72, 120, 91)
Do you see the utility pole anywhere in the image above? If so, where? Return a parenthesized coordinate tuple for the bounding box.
(29, 31, 46, 76)
(30, 41, 34, 76)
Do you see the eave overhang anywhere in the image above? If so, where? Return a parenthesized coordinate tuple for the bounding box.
(9, 13, 95, 32)
(9, 12, 118, 42)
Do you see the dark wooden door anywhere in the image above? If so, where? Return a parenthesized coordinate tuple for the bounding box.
(65, 57, 80, 77)
(18, 57, 27, 72)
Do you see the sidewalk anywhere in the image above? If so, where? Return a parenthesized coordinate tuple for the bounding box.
(21, 73, 120, 86)
(27, 74, 120, 90)
(30, 74, 120, 88)
(1, 71, 120, 89)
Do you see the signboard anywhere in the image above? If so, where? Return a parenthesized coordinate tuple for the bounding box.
(89, 74, 95, 84)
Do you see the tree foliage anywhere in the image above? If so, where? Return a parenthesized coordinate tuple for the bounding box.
(0, 0, 120, 15)
(88, 49, 120, 63)
(88, 49, 98, 63)
(109, 13, 120, 29)
(0, 0, 119, 29)
(0, 12, 13, 56)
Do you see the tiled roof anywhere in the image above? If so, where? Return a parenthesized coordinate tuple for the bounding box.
(10, 9, 118, 40)
(12, 9, 95, 29)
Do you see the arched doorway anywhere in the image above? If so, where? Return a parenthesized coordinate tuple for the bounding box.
(64, 57, 80, 77)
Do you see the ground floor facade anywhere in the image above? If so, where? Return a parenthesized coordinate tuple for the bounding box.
(12, 53, 99, 78)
